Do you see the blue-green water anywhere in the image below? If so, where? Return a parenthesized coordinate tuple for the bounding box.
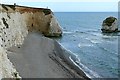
(54, 12, 119, 78)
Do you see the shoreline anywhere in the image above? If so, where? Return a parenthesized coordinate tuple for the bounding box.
(53, 40, 90, 79)
(7, 32, 90, 79)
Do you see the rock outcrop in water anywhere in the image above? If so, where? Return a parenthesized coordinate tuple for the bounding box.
(0, 4, 62, 79)
(101, 16, 118, 33)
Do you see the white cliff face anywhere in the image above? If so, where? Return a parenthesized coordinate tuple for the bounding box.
(0, 48, 20, 79)
(0, 12, 28, 79)
(0, 12, 28, 48)
(101, 17, 118, 33)
(0, 4, 62, 79)
(47, 15, 62, 36)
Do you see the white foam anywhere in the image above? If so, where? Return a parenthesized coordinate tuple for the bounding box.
(85, 37, 102, 44)
(63, 31, 73, 34)
(78, 43, 94, 48)
(102, 35, 117, 39)
(58, 42, 101, 78)
(69, 56, 101, 78)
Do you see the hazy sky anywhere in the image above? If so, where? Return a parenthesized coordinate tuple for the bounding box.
(1, 0, 119, 12)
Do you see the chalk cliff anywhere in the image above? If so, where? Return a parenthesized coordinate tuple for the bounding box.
(0, 4, 62, 79)
(0, 4, 62, 36)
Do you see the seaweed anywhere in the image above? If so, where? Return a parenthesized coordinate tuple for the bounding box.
(7, 14, 11, 19)
(13, 72, 20, 80)
(103, 17, 117, 26)
(43, 9, 51, 15)
(101, 28, 118, 33)
(2, 18, 9, 28)
(1, 4, 8, 11)
(7, 5, 16, 11)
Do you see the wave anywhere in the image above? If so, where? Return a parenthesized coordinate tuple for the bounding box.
(63, 29, 120, 37)
(85, 37, 118, 55)
(63, 31, 73, 34)
(78, 43, 94, 48)
(69, 55, 101, 78)
(58, 43, 101, 78)
(60, 30, 118, 78)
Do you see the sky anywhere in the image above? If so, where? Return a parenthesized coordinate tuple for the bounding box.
(1, 0, 119, 12)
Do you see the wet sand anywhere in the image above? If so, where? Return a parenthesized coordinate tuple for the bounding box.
(7, 32, 89, 79)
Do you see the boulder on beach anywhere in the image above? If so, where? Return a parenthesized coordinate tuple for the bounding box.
(101, 16, 118, 33)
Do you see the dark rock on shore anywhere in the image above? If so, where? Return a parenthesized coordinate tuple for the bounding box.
(101, 16, 119, 33)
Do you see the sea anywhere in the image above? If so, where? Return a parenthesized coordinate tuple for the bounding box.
(54, 12, 119, 78)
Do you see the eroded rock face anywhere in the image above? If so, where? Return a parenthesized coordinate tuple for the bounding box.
(101, 16, 118, 33)
(0, 4, 62, 37)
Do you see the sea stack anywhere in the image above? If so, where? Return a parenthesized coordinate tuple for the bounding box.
(101, 16, 118, 33)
